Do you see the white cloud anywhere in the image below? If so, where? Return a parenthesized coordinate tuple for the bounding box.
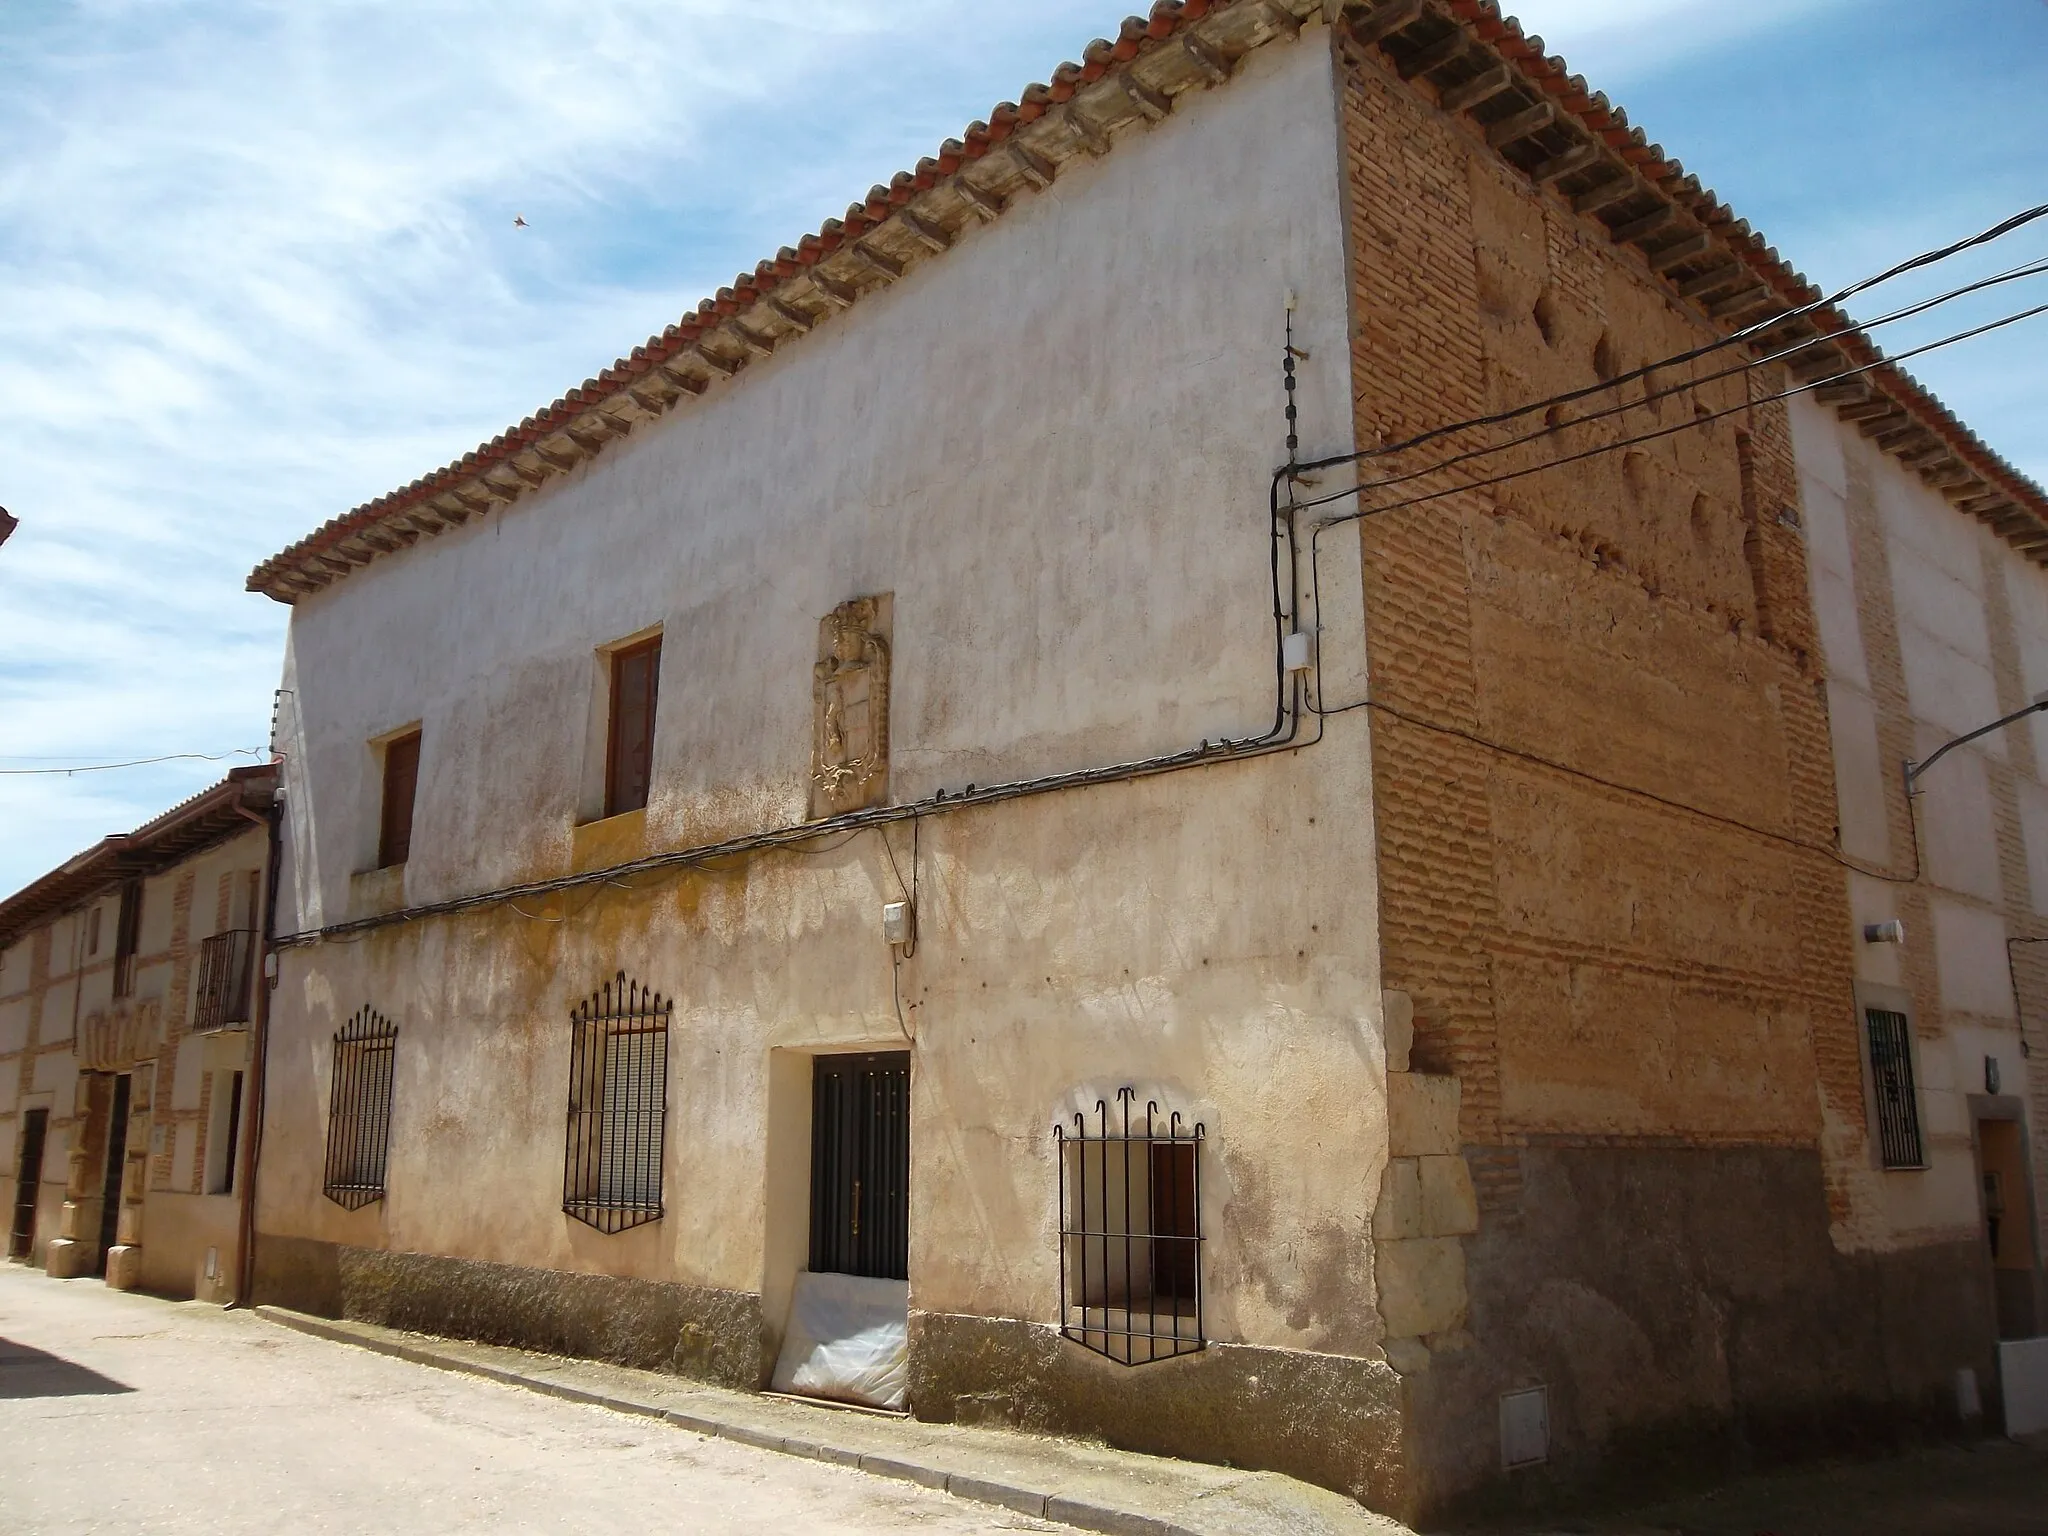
(1495, 0, 1849, 81)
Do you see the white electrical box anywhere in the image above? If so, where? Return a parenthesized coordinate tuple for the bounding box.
(1283, 631, 1315, 672)
(882, 901, 912, 947)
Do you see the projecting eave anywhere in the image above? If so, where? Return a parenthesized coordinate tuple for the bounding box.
(249, 0, 2048, 604)
(0, 765, 279, 951)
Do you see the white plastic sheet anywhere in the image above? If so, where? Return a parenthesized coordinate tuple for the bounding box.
(770, 1271, 910, 1411)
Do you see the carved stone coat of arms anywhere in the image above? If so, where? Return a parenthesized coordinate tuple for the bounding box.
(810, 595, 892, 818)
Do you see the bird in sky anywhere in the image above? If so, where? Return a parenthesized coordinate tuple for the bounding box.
(513, 214, 528, 228)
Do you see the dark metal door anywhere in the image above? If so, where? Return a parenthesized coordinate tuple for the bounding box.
(94, 1074, 131, 1276)
(809, 1052, 910, 1281)
(8, 1109, 48, 1259)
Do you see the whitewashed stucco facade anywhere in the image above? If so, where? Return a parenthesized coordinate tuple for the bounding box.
(258, 29, 1404, 1492)
(1794, 394, 2048, 1339)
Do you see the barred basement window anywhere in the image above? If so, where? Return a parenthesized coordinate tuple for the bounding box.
(563, 972, 670, 1234)
(323, 1007, 397, 1209)
(1055, 1088, 1203, 1366)
(1866, 1007, 1925, 1169)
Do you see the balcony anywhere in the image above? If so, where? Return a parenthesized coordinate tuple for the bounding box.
(193, 929, 257, 1034)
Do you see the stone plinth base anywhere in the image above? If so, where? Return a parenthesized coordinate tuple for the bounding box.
(104, 1244, 143, 1291)
(42, 1238, 90, 1279)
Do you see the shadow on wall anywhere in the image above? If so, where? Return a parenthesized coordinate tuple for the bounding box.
(0, 1336, 135, 1400)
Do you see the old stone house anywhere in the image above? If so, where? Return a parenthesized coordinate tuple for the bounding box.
(238, 0, 2047, 1519)
(1, 766, 277, 1302)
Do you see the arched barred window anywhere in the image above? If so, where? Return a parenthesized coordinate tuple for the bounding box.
(562, 972, 670, 1234)
(1054, 1087, 1204, 1365)
(323, 1007, 398, 1209)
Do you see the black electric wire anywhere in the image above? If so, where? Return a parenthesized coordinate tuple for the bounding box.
(1302, 255, 2048, 516)
(1299, 298, 2048, 523)
(1292, 303, 2048, 888)
(1292, 198, 2048, 478)
(0, 748, 266, 775)
(1355, 695, 1920, 883)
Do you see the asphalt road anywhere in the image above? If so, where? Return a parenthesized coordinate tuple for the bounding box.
(0, 1266, 1052, 1535)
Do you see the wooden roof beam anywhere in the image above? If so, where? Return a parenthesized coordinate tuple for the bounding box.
(1400, 31, 1471, 80)
(1352, 0, 1425, 48)
(1180, 31, 1233, 85)
(954, 176, 1005, 221)
(1485, 99, 1556, 150)
(1118, 73, 1172, 123)
(1531, 141, 1602, 184)
(1441, 63, 1513, 114)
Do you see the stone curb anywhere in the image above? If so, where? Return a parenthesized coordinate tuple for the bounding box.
(255, 1307, 1198, 1536)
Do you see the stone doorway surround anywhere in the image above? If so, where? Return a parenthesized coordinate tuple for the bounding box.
(45, 1052, 156, 1286)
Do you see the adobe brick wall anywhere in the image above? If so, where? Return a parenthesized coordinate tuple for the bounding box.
(1333, 33, 1933, 1514)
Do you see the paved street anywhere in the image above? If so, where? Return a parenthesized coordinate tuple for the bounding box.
(0, 1267, 1052, 1535)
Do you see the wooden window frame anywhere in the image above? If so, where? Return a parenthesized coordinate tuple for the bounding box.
(377, 729, 422, 870)
(604, 636, 662, 820)
(112, 881, 142, 998)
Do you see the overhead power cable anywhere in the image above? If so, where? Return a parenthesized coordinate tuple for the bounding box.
(1298, 254, 2048, 515)
(1295, 299, 2048, 522)
(1293, 198, 2048, 477)
(0, 749, 266, 776)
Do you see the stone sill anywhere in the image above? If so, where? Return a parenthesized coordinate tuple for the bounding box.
(347, 865, 407, 922)
(571, 808, 648, 874)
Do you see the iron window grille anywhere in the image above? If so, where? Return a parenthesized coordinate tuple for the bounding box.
(1055, 1087, 1204, 1366)
(193, 929, 258, 1033)
(323, 1007, 398, 1209)
(563, 972, 670, 1234)
(1865, 1007, 1925, 1169)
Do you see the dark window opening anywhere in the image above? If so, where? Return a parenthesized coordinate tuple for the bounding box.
(1056, 1088, 1204, 1366)
(212, 1071, 245, 1196)
(809, 1052, 910, 1282)
(112, 882, 142, 998)
(94, 1073, 132, 1276)
(563, 972, 669, 1234)
(1867, 1007, 1925, 1169)
(605, 637, 662, 818)
(323, 1007, 398, 1209)
(377, 731, 422, 869)
(9, 1108, 49, 1260)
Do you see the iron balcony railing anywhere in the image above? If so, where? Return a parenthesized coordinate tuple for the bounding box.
(192, 929, 258, 1033)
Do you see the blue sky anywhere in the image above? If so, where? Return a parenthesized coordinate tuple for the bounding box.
(2, 0, 2044, 893)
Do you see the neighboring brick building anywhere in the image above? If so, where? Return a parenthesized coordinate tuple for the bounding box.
(237, 1, 2046, 1521)
(1, 767, 277, 1302)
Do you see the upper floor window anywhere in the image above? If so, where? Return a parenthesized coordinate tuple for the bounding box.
(605, 637, 662, 818)
(112, 880, 143, 998)
(378, 729, 422, 869)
